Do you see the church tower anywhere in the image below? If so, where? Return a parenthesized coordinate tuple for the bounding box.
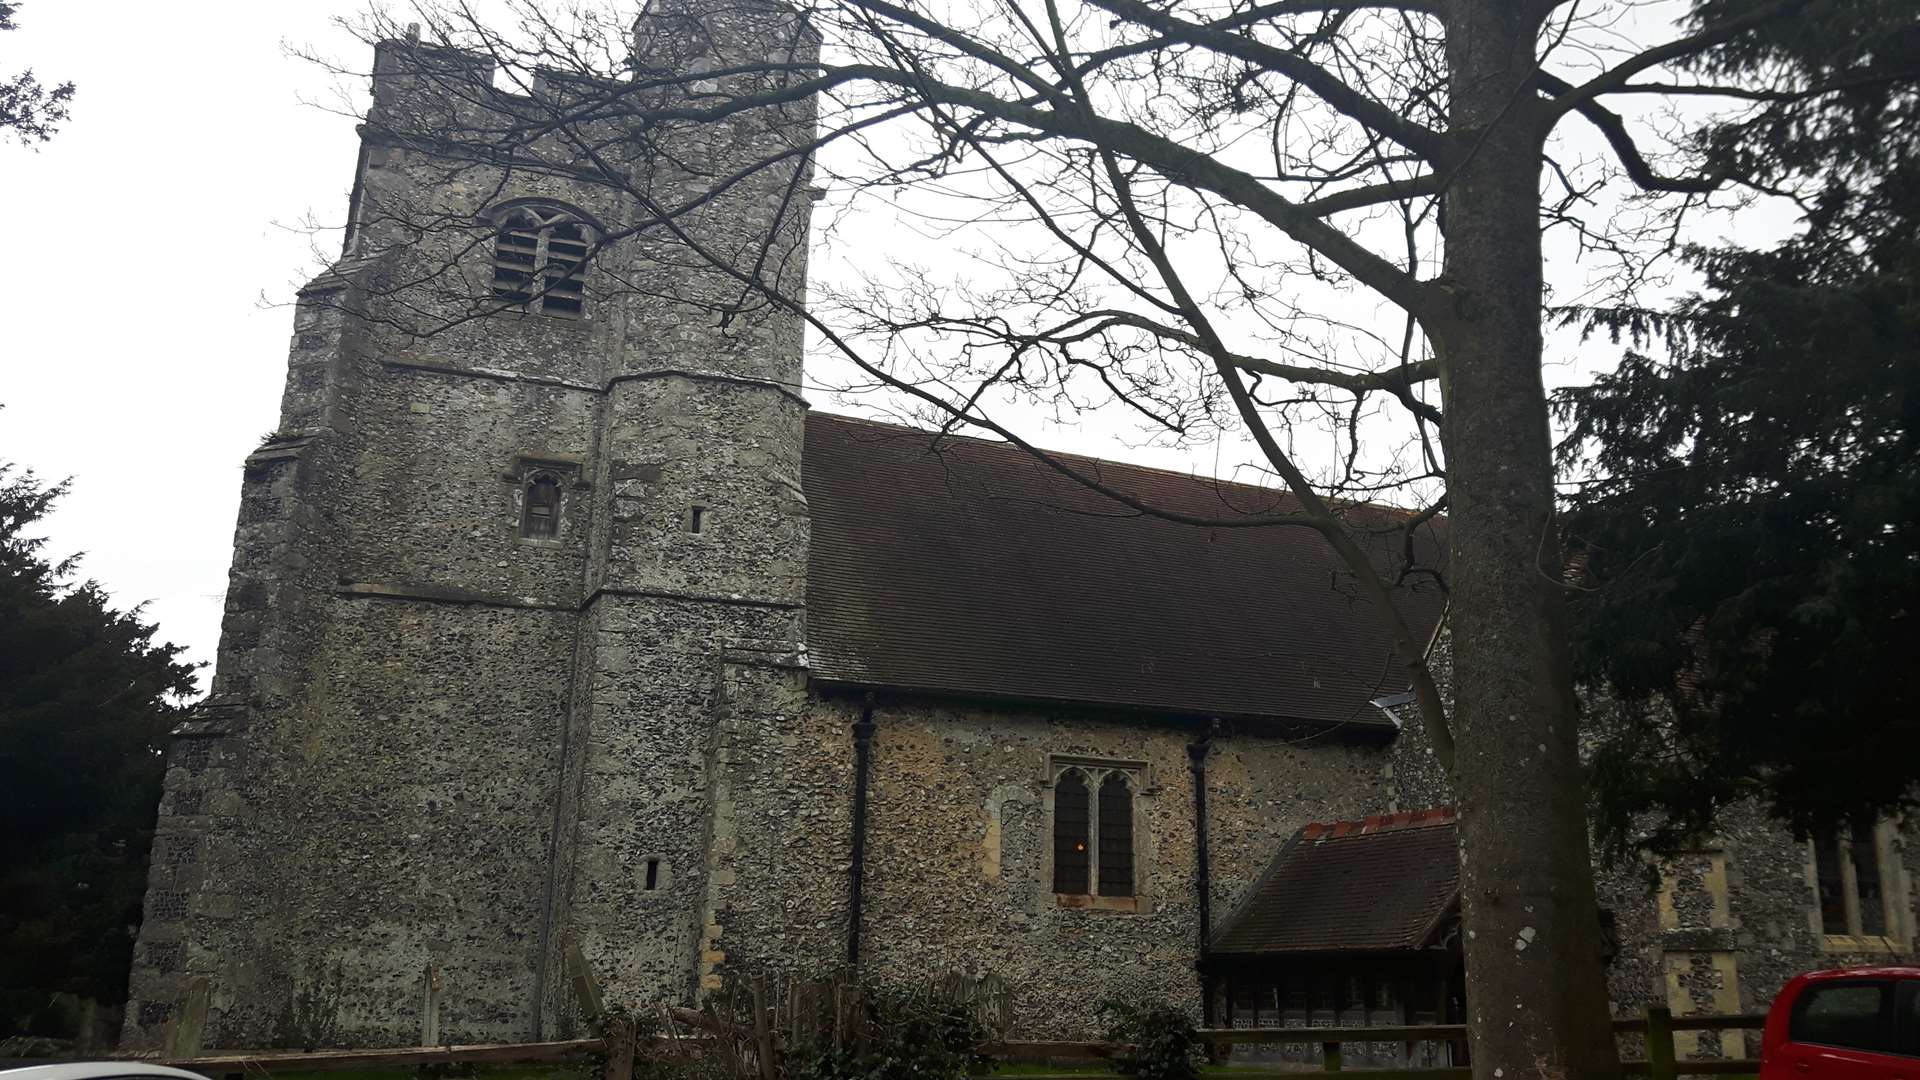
(123, 1, 818, 1048)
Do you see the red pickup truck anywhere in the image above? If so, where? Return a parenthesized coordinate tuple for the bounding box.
(1762, 967, 1920, 1077)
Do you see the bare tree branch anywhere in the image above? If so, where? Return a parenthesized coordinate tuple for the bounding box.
(1300, 172, 1441, 215)
(1031, 0, 1456, 768)
(1537, 72, 1719, 194)
(1544, 0, 1807, 118)
(1065, 309, 1444, 425)
(1079, 0, 1451, 161)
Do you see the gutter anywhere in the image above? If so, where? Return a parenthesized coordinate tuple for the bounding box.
(1189, 723, 1216, 1024)
(847, 694, 877, 968)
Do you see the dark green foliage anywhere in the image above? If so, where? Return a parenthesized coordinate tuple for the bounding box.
(643, 972, 1000, 1080)
(1556, 4, 1920, 855)
(1098, 1000, 1201, 1080)
(790, 986, 988, 1080)
(1682, 0, 1920, 229)
(0, 459, 198, 1033)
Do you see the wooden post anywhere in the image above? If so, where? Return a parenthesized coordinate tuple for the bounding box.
(751, 975, 778, 1080)
(164, 977, 211, 1058)
(1320, 1040, 1342, 1072)
(421, 964, 442, 1047)
(565, 938, 604, 1020)
(1644, 1006, 1677, 1080)
(604, 1016, 636, 1080)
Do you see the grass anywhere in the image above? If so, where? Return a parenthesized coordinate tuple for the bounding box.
(254, 1068, 590, 1080)
(983, 1066, 1278, 1077)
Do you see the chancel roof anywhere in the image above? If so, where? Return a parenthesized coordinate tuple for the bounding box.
(802, 412, 1447, 730)
(1209, 809, 1461, 955)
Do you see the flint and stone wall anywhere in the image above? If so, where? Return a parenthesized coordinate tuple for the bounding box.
(693, 693, 1400, 1039)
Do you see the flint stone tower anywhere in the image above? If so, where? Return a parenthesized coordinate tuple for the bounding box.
(124, 0, 819, 1048)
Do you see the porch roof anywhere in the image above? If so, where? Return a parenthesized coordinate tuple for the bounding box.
(1210, 808, 1459, 956)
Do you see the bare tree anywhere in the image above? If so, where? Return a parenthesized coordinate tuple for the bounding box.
(300, 1, 1917, 1076)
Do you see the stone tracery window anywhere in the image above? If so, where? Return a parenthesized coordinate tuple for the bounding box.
(490, 205, 590, 317)
(1098, 772, 1135, 897)
(1053, 769, 1091, 895)
(1050, 758, 1141, 903)
(1812, 822, 1907, 948)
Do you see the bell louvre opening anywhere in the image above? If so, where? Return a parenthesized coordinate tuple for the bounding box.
(490, 208, 590, 317)
(522, 475, 562, 538)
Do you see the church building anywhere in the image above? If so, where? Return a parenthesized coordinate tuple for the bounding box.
(123, 0, 1920, 1056)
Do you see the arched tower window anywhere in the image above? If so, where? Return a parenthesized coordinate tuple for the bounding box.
(490, 206, 591, 317)
(522, 474, 562, 538)
(1052, 769, 1091, 895)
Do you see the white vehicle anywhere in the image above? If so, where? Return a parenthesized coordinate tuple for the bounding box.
(0, 1065, 213, 1080)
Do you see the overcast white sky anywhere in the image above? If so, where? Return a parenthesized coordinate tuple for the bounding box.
(2, 1, 369, 688)
(0, 0, 1795, 692)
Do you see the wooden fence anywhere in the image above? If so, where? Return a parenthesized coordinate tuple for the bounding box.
(135, 1008, 1764, 1080)
(994, 1008, 1763, 1078)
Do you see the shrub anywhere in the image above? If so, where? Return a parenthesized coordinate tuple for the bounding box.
(1100, 1000, 1202, 1080)
(791, 985, 989, 1080)
(650, 971, 999, 1080)
(271, 960, 347, 1051)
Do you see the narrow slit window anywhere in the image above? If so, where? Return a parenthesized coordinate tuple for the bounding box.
(689, 505, 706, 534)
(1052, 769, 1090, 895)
(490, 207, 592, 317)
(522, 475, 561, 538)
(644, 858, 661, 891)
(1098, 772, 1134, 897)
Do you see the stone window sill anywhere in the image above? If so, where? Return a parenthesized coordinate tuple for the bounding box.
(1821, 933, 1906, 954)
(492, 307, 594, 329)
(1056, 893, 1139, 913)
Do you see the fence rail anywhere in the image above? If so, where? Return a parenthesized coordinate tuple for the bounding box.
(996, 1009, 1762, 1078)
(156, 1039, 605, 1073)
(111, 1007, 1763, 1080)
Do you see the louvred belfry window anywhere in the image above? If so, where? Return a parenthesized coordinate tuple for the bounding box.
(522, 475, 561, 538)
(491, 207, 590, 317)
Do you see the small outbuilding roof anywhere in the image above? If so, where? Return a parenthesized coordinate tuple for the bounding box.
(803, 412, 1447, 730)
(1209, 808, 1460, 956)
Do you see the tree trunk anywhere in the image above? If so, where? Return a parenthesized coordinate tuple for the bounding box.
(1432, 4, 1621, 1079)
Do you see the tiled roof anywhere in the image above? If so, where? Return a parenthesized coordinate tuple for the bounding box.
(802, 412, 1448, 728)
(1209, 809, 1460, 955)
